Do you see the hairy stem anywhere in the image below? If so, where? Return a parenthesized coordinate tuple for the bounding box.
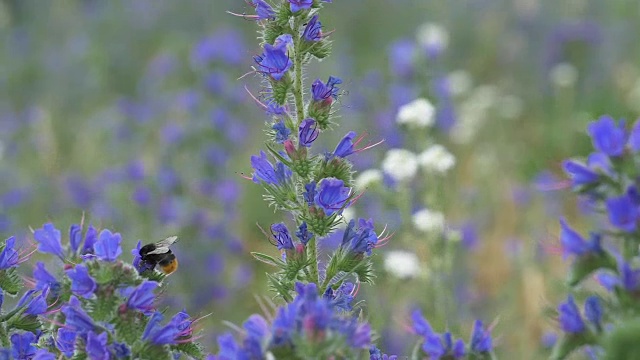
(0, 323, 9, 348)
(306, 236, 319, 284)
(293, 19, 305, 126)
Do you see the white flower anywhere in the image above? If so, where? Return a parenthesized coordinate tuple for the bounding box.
(418, 144, 456, 174)
(354, 169, 383, 191)
(396, 98, 435, 128)
(549, 63, 578, 87)
(384, 250, 421, 279)
(412, 208, 445, 233)
(382, 149, 418, 182)
(416, 23, 449, 53)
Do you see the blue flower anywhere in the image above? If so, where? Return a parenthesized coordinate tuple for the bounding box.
(370, 346, 398, 360)
(254, 35, 292, 81)
(69, 224, 82, 254)
(303, 182, 316, 205)
(66, 264, 97, 299)
(62, 295, 96, 333)
(559, 219, 603, 259)
(0, 236, 19, 270)
(298, 119, 320, 147)
(32, 350, 56, 360)
(312, 76, 342, 102)
(333, 131, 356, 158)
(423, 332, 465, 360)
(584, 296, 602, 328)
(411, 309, 434, 337)
(620, 262, 640, 292)
(558, 295, 585, 333)
(323, 282, 355, 311)
(272, 121, 291, 144)
(17, 288, 49, 315)
(606, 194, 638, 232)
(125, 281, 158, 313)
(470, 320, 493, 353)
(251, 151, 279, 185)
(253, 0, 275, 20)
(143, 312, 180, 345)
(11, 332, 37, 360)
(302, 15, 322, 42)
(55, 328, 77, 357)
(628, 119, 640, 152)
(271, 223, 294, 250)
(110, 342, 131, 359)
(34, 223, 65, 260)
(587, 115, 626, 157)
(274, 161, 293, 184)
(295, 222, 313, 245)
(94, 229, 123, 262)
(83, 225, 98, 254)
(341, 219, 378, 256)
(243, 315, 269, 358)
(0, 287, 3, 310)
(289, 0, 313, 12)
(562, 160, 599, 186)
(86, 331, 109, 360)
(345, 321, 371, 348)
(314, 177, 351, 215)
(272, 303, 298, 346)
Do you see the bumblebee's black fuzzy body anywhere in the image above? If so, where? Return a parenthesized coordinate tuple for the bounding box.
(139, 237, 179, 275)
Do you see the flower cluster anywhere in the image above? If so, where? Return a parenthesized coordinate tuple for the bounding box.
(552, 115, 640, 358)
(0, 222, 203, 359)
(222, 0, 393, 357)
(212, 282, 370, 359)
(411, 310, 494, 359)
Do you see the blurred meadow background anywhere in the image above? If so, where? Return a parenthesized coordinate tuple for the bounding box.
(2, 0, 640, 357)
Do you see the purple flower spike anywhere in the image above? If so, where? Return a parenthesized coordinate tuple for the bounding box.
(314, 177, 351, 216)
(66, 264, 97, 299)
(94, 229, 123, 262)
(34, 223, 65, 260)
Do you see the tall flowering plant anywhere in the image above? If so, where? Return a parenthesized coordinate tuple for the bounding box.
(552, 115, 640, 359)
(213, 0, 390, 358)
(0, 222, 204, 359)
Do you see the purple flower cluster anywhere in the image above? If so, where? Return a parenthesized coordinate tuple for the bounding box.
(212, 283, 371, 358)
(411, 310, 494, 359)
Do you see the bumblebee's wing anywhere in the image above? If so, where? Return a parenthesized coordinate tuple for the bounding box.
(145, 236, 178, 255)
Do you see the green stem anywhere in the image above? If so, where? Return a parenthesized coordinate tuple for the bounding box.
(0, 323, 9, 348)
(306, 236, 319, 284)
(292, 19, 305, 126)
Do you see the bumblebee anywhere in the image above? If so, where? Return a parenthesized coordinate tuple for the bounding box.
(139, 236, 179, 275)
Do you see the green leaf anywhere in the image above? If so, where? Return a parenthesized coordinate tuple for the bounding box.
(0, 268, 23, 295)
(173, 341, 205, 359)
(251, 252, 283, 267)
(10, 315, 41, 333)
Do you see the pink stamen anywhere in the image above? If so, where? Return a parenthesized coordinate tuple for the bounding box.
(244, 85, 268, 109)
(225, 11, 259, 20)
(22, 276, 36, 287)
(351, 281, 360, 297)
(238, 172, 253, 181)
(40, 317, 68, 328)
(237, 69, 257, 80)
